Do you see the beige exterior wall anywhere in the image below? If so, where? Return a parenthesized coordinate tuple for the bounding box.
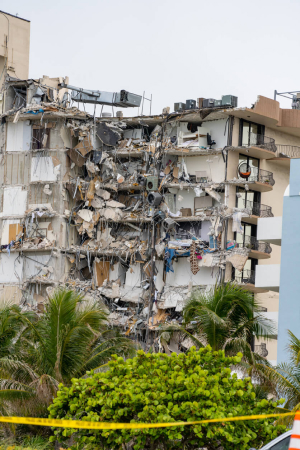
(0, 12, 30, 86)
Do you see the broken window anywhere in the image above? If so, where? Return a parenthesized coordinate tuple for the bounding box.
(32, 127, 50, 150)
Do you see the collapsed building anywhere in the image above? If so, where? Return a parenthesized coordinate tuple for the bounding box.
(1, 76, 298, 360)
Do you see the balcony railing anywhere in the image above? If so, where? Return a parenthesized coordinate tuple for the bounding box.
(242, 132, 277, 153)
(275, 144, 300, 159)
(241, 200, 274, 218)
(235, 236, 272, 254)
(254, 343, 268, 357)
(235, 269, 255, 285)
(238, 167, 275, 186)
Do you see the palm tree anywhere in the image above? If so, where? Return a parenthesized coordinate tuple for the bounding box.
(0, 289, 135, 420)
(160, 282, 276, 372)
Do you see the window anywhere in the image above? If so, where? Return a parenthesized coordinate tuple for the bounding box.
(235, 223, 257, 249)
(239, 119, 264, 147)
(270, 435, 290, 450)
(236, 187, 261, 212)
(32, 127, 50, 150)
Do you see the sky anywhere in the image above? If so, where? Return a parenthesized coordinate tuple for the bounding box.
(1, 0, 300, 116)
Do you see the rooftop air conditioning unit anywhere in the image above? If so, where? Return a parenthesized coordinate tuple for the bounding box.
(202, 98, 215, 108)
(186, 99, 196, 109)
(214, 100, 222, 107)
(174, 102, 186, 112)
(221, 95, 238, 107)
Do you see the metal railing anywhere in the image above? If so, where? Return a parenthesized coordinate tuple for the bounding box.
(241, 200, 274, 218)
(238, 167, 275, 186)
(235, 269, 255, 285)
(275, 144, 300, 159)
(254, 343, 268, 357)
(235, 236, 272, 254)
(243, 132, 277, 153)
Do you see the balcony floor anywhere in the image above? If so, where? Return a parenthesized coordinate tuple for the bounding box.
(236, 181, 273, 192)
(249, 249, 271, 260)
(241, 215, 259, 225)
(268, 157, 291, 167)
(238, 146, 277, 160)
(238, 283, 269, 294)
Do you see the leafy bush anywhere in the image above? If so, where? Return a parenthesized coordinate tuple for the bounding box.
(49, 346, 286, 450)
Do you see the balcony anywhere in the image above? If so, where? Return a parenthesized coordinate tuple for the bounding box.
(235, 235, 272, 259)
(240, 200, 274, 225)
(237, 166, 275, 192)
(235, 269, 269, 293)
(254, 343, 268, 357)
(270, 144, 300, 166)
(239, 132, 277, 160)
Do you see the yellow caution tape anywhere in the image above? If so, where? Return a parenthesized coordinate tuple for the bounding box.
(0, 412, 295, 430)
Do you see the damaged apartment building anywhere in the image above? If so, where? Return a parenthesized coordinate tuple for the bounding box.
(0, 76, 298, 361)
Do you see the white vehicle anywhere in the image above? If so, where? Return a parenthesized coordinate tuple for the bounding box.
(249, 430, 291, 449)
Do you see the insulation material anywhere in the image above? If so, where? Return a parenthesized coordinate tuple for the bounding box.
(226, 254, 249, 271)
(1, 187, 27, 216)
(94, 261, 110, 287)
(204, 187, 221, 203)
(95, 189, 110, 200)
(74, 136, 93, 156)
(0, 254, 23, 283)
(6, 121, 31, 152)
(106, 200, 126, 208)
(67, 148, 85, 167)
(31, 157, 58, 182)
(77, 209, 93, 222)
(91, 197, 105, 209)
(190, 241, 199, 275)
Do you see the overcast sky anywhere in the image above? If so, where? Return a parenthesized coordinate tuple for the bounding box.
(1, 0, 299, 116)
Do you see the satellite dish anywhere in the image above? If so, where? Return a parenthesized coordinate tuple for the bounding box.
(238, 161, 251, 179)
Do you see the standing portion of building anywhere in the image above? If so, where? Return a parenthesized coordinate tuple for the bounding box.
(0, 11, 30, 89)
(0, 81, 298, 357)
(274, 159, 300, 365)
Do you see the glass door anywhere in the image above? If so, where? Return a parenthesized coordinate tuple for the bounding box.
(236, 187, 261, 214)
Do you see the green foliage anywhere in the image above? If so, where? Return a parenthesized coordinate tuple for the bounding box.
(49, 346, 286, 450)
(0, 289, 135, 439)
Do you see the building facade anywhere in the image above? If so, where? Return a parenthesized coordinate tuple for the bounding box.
(0, 82, 298, 357)
(0, 11, 30, 93)
(257, 159, 300, 364)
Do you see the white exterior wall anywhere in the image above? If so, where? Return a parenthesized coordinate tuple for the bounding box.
(0, 253, 23, 283)
(166, 258, 217, 286)
(255, 264, 280, 292)
(179, 154, 225, 182)
(6, 121, 31, 152)
(23, 253, 54, 279)
(204, 118, 228, 148)
(1, 187, 27, 216)
(257, 217, 282, 246)
(31, 156, 58, 182)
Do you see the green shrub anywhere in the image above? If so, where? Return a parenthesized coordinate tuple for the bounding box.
(49, 346, 286, 450)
